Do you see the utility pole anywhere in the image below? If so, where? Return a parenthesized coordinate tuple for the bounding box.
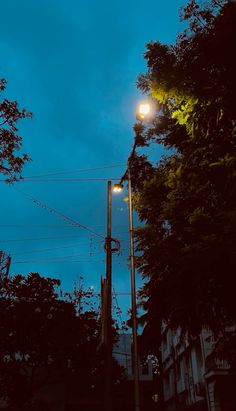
(113, 171, 141, 411)
(98, 181, 120, 409)
(128, 170, 140, 411)
(104, 180, 112, 411)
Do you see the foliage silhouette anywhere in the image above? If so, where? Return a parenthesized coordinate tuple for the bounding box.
(0, 273, 125, 409)
(129, 0, 236, 363)
(0, 77, 31, 182)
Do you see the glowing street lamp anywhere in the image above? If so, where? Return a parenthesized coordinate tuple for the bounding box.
(112, 99, 153, 411)
(113, 172, 140, 411)
(137, 101, 151, 120)
(113, 183, 123, 193)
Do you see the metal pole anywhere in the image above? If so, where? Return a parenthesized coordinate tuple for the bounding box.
(128, 169, 140, 411)
(104, 180, 112, 411)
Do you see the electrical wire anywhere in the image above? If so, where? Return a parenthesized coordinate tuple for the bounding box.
(12, 259, 104, 264)
(21, 164, 126, 179)
(10, 178, 120, 182)
(10, 241, 103, 256)
(0, 236, 128, 244)
(0, 235, 92, 243)
(0, 224, 78, 228)
(0, 224, 129, 230)
(11, 250, 105, 261)
(113, 286, 126, 328)
(12, 187, 105, 239)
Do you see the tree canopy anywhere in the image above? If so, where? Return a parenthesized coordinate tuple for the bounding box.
(0, 78, 31, 182)
(0, 273, 120, 409)
(129, 0, 236, 354)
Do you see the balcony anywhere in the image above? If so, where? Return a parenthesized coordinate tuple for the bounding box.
(205, 353, 230, 379)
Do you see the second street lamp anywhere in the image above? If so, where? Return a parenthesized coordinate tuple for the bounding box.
(105, 180, 112, 411)
(103, 180, 120, 411)
(113, 171, 140, 411)
(113, 100, 151, 411)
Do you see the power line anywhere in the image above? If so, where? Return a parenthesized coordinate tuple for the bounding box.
(12, 259, 104, 264)
(94, 291, 132, 296)
(0, 224, 129, 230)
(11, 178, 120, 182)
(22, 164, 126, 179)
(11, 242, 103, 256)
(0, 226, 129, 237)
(113, 292, 132, 295)
(12, 250, 104, 260)
(13, 187, 105, 239)
(0, 235, 128, 243)
(0, 235, 91, 243)
(0, 224, 78, 228)
(113, 287, 126, 328)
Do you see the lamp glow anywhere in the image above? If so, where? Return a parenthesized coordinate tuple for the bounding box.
(113, 183, 123, 193)
(138, 102, 151, 119)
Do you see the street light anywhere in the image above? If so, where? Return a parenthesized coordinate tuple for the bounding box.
(104, 181, 112, 411)
(136, 101, 151, 121)
(113, 101, 151, 411)
(113, 183, 123, 193)
(113, 172, 140, 411)
(103, 181, 121, 411)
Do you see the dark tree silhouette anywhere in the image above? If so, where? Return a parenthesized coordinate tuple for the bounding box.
(0, 273, 124, 409)
(129, 0, 236, 361)
(0, 77, 31, 182)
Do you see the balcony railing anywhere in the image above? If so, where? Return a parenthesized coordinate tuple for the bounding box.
(205, 354, 230, 372)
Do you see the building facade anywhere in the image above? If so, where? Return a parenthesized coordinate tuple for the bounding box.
(160, 324, 236, 411)
(113, 333, 153, 381)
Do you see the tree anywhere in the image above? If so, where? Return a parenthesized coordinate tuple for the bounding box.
(0, 273, 114, 409)
(0, 78, 31, 182)
(129, 0, 236, 359)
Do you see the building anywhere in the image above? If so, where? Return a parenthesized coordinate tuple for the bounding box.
(113, 333, 159, 411)
(160, 323, 236, 411)
(113, 333, 153, 381)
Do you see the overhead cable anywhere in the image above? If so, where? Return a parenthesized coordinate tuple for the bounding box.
(12, 259, 104, 264)
(22, 164, 126, 179)
(13, 187, 105, 239)
(11, 242, 103, 256)
(0, 235, 89, 243)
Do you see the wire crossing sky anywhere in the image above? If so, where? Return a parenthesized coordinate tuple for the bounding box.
(13, 187, 106, 239)
(0, 0, 185, 318)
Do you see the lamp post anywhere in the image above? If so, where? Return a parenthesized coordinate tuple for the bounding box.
(114, 170, 140, 411)
(127, 168, 140, 411)
(104, 180, 112, 411)
(113, 101, 151, 411)
(103, 181, 121, 411)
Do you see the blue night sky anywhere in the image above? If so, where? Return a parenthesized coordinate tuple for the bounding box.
(0, 0, 184, 322)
